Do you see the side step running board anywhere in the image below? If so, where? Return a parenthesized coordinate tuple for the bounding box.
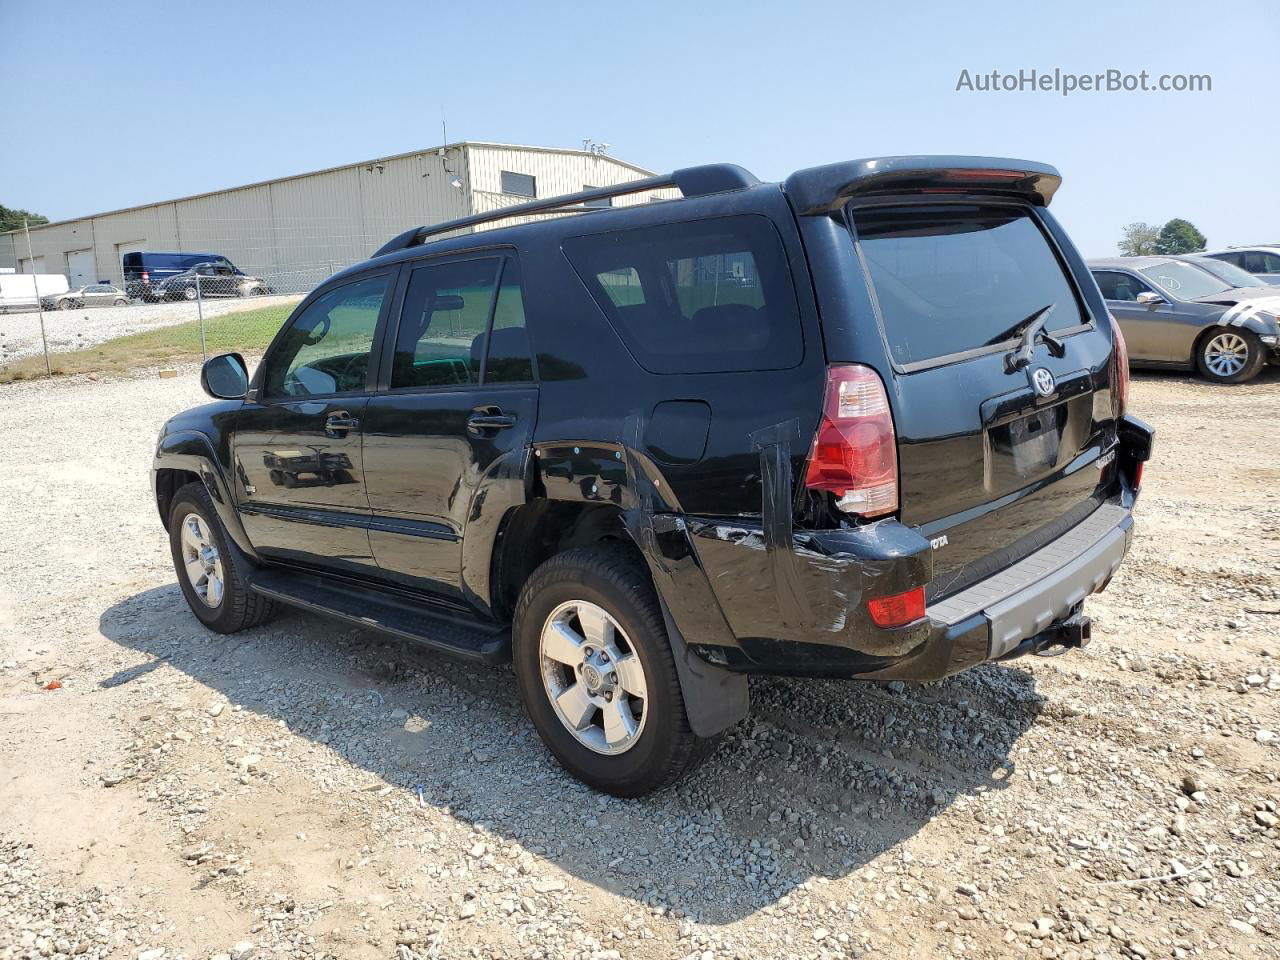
(248, 567, 511, 664)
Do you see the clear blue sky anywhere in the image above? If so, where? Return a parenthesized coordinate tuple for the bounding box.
(1, 0, 1276, 256)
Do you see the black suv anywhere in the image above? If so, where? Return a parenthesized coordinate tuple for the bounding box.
(152, 157, 1154, 796)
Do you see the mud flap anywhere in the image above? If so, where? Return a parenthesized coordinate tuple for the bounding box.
(658, 594, 750, 738)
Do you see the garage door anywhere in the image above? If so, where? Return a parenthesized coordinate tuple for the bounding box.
(19, 256, 46, 273)
(67, 250, 95, 287)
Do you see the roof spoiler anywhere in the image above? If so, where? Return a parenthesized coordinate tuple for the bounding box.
(783, 156, 1062, 214)
(373, 163, 760, 258)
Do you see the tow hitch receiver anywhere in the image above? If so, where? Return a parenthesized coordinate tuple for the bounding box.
(999, 611, 1091, 661)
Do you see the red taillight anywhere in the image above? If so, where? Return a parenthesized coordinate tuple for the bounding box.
(141, 270, 149, 283)
(804, 364, 898, 518)
(1133, 461, 1145, 491)
(867, 586, 926, 628)
(1110, 316, 1130, 417)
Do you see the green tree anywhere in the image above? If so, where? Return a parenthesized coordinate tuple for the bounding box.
(1154, 218, 1207, 255)
(1118, 222, 1160, 256)
(0, 203, 49, 233)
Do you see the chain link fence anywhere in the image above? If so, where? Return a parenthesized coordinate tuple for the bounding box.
(0, 215, 411, 384)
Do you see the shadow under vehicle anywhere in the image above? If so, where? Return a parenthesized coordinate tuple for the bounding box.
(100, 583, 1044, 925)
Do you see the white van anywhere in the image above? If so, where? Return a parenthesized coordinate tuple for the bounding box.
(0, 273, 70, 313)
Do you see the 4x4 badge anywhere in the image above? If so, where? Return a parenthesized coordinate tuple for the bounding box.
(1030, 367, 1056, 397)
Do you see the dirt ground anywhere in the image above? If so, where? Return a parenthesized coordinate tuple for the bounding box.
(1, 367, 1277, 960)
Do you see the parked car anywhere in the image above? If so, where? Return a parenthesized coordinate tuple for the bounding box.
(0, 272, 69, 313)
(41, 283, 130, 310)
(155, 262, 271, 301)
(1089, 256, 1280, 383)
(1175, 254, 1269, 290)
(153, 157, 1153, 796)
(1200, 246, 1280, 285)
(123, 252, 256, 301)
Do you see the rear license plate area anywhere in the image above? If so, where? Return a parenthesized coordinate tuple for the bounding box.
(988, 403, 1066, 483)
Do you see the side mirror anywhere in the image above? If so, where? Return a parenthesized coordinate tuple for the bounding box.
(1135, 291, 1164, 307)
(201, 352, 249, 399)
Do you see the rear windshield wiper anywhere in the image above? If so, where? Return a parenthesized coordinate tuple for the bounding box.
(997, 303, 1066, 372)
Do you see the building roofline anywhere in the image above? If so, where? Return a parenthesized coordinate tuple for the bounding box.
(2, 142, 658, 237)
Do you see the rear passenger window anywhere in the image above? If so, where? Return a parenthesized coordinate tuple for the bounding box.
(390, 257, 534, 389)
(563, 216, 802, 374)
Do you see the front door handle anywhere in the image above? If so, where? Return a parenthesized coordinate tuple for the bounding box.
(325, 411, 360, 437)
(467, 406, 517, 435)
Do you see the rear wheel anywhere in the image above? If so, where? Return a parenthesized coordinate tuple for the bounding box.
(183, 286, 199, 301)
(512, 546, 715, 796)
(58, 299, 74, 310)
(1197, 328, 1265, 384)
(114, 298, 128, 306)
(168, 481, 275, 633)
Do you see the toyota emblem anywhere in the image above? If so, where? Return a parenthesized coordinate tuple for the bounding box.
(1031, 367, 1056, 397)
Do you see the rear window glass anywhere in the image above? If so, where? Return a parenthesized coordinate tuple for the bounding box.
(851, 204, 1086, 367)
(563, 215, 802, 374)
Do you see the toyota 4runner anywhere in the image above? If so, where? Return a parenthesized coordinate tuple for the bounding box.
(153, 156, 1154, 796)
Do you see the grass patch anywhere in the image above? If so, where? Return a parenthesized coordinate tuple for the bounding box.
(0, 302, 296, 384)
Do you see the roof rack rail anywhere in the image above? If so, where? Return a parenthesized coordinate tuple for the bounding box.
(373, 163, 758, 258)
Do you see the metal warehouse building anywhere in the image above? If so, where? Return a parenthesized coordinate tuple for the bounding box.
(0, 142, 662, 291)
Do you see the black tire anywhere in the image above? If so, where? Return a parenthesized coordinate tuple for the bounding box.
(512, 545, 715, 796)
(183, 286, 198, 301)
(1196, 327, 1266, 384)
(114, 298, 128, 307)
(168, 481, 275, 633)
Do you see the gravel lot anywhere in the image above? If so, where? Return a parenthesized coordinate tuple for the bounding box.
(0, 296, 301, 362)
(1, 367, 1277, 960)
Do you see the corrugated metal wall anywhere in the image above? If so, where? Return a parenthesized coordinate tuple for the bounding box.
(1, 144, 658, 289)
(466, 145, 673, 230)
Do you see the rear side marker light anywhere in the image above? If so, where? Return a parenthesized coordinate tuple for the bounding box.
(804, 364, 898, 518)
(867, 586, 926, 628)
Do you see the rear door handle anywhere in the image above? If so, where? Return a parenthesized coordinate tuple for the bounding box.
(467, 407, 517, 435)
(325, 411, 360, 437)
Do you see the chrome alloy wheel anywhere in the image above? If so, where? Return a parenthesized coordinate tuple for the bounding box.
(539, 600, 648, 755)
(179, 512, 224, 607)
(1204, 332, 1249, 378)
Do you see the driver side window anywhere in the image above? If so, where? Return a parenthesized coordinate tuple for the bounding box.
(1094, 271, 1150, 302)
(263, 274, 388, 398)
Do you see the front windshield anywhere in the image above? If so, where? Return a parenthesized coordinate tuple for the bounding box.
(1138, 261, 1232, 300)
(1188, 258, 1262, 289)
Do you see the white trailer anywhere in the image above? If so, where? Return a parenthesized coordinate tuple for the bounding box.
(0, 273, 70, 313)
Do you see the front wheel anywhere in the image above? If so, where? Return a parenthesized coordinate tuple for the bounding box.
(512, 546, 715, 796)
(1197, 328, 1266, 384)
(168, 481, 275, 633)
(183, 286, 199, 301)
(114, 298, 128, 306)
(58, 299, 74, 310)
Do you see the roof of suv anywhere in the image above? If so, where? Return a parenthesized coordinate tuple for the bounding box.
(335, 156, 1064, 289)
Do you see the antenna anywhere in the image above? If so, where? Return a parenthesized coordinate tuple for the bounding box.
(441, 106, 447, 147)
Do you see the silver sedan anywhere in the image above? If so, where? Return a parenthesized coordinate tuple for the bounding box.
(1089, 256, 1280, 383)
(42, 284, 131, 310)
